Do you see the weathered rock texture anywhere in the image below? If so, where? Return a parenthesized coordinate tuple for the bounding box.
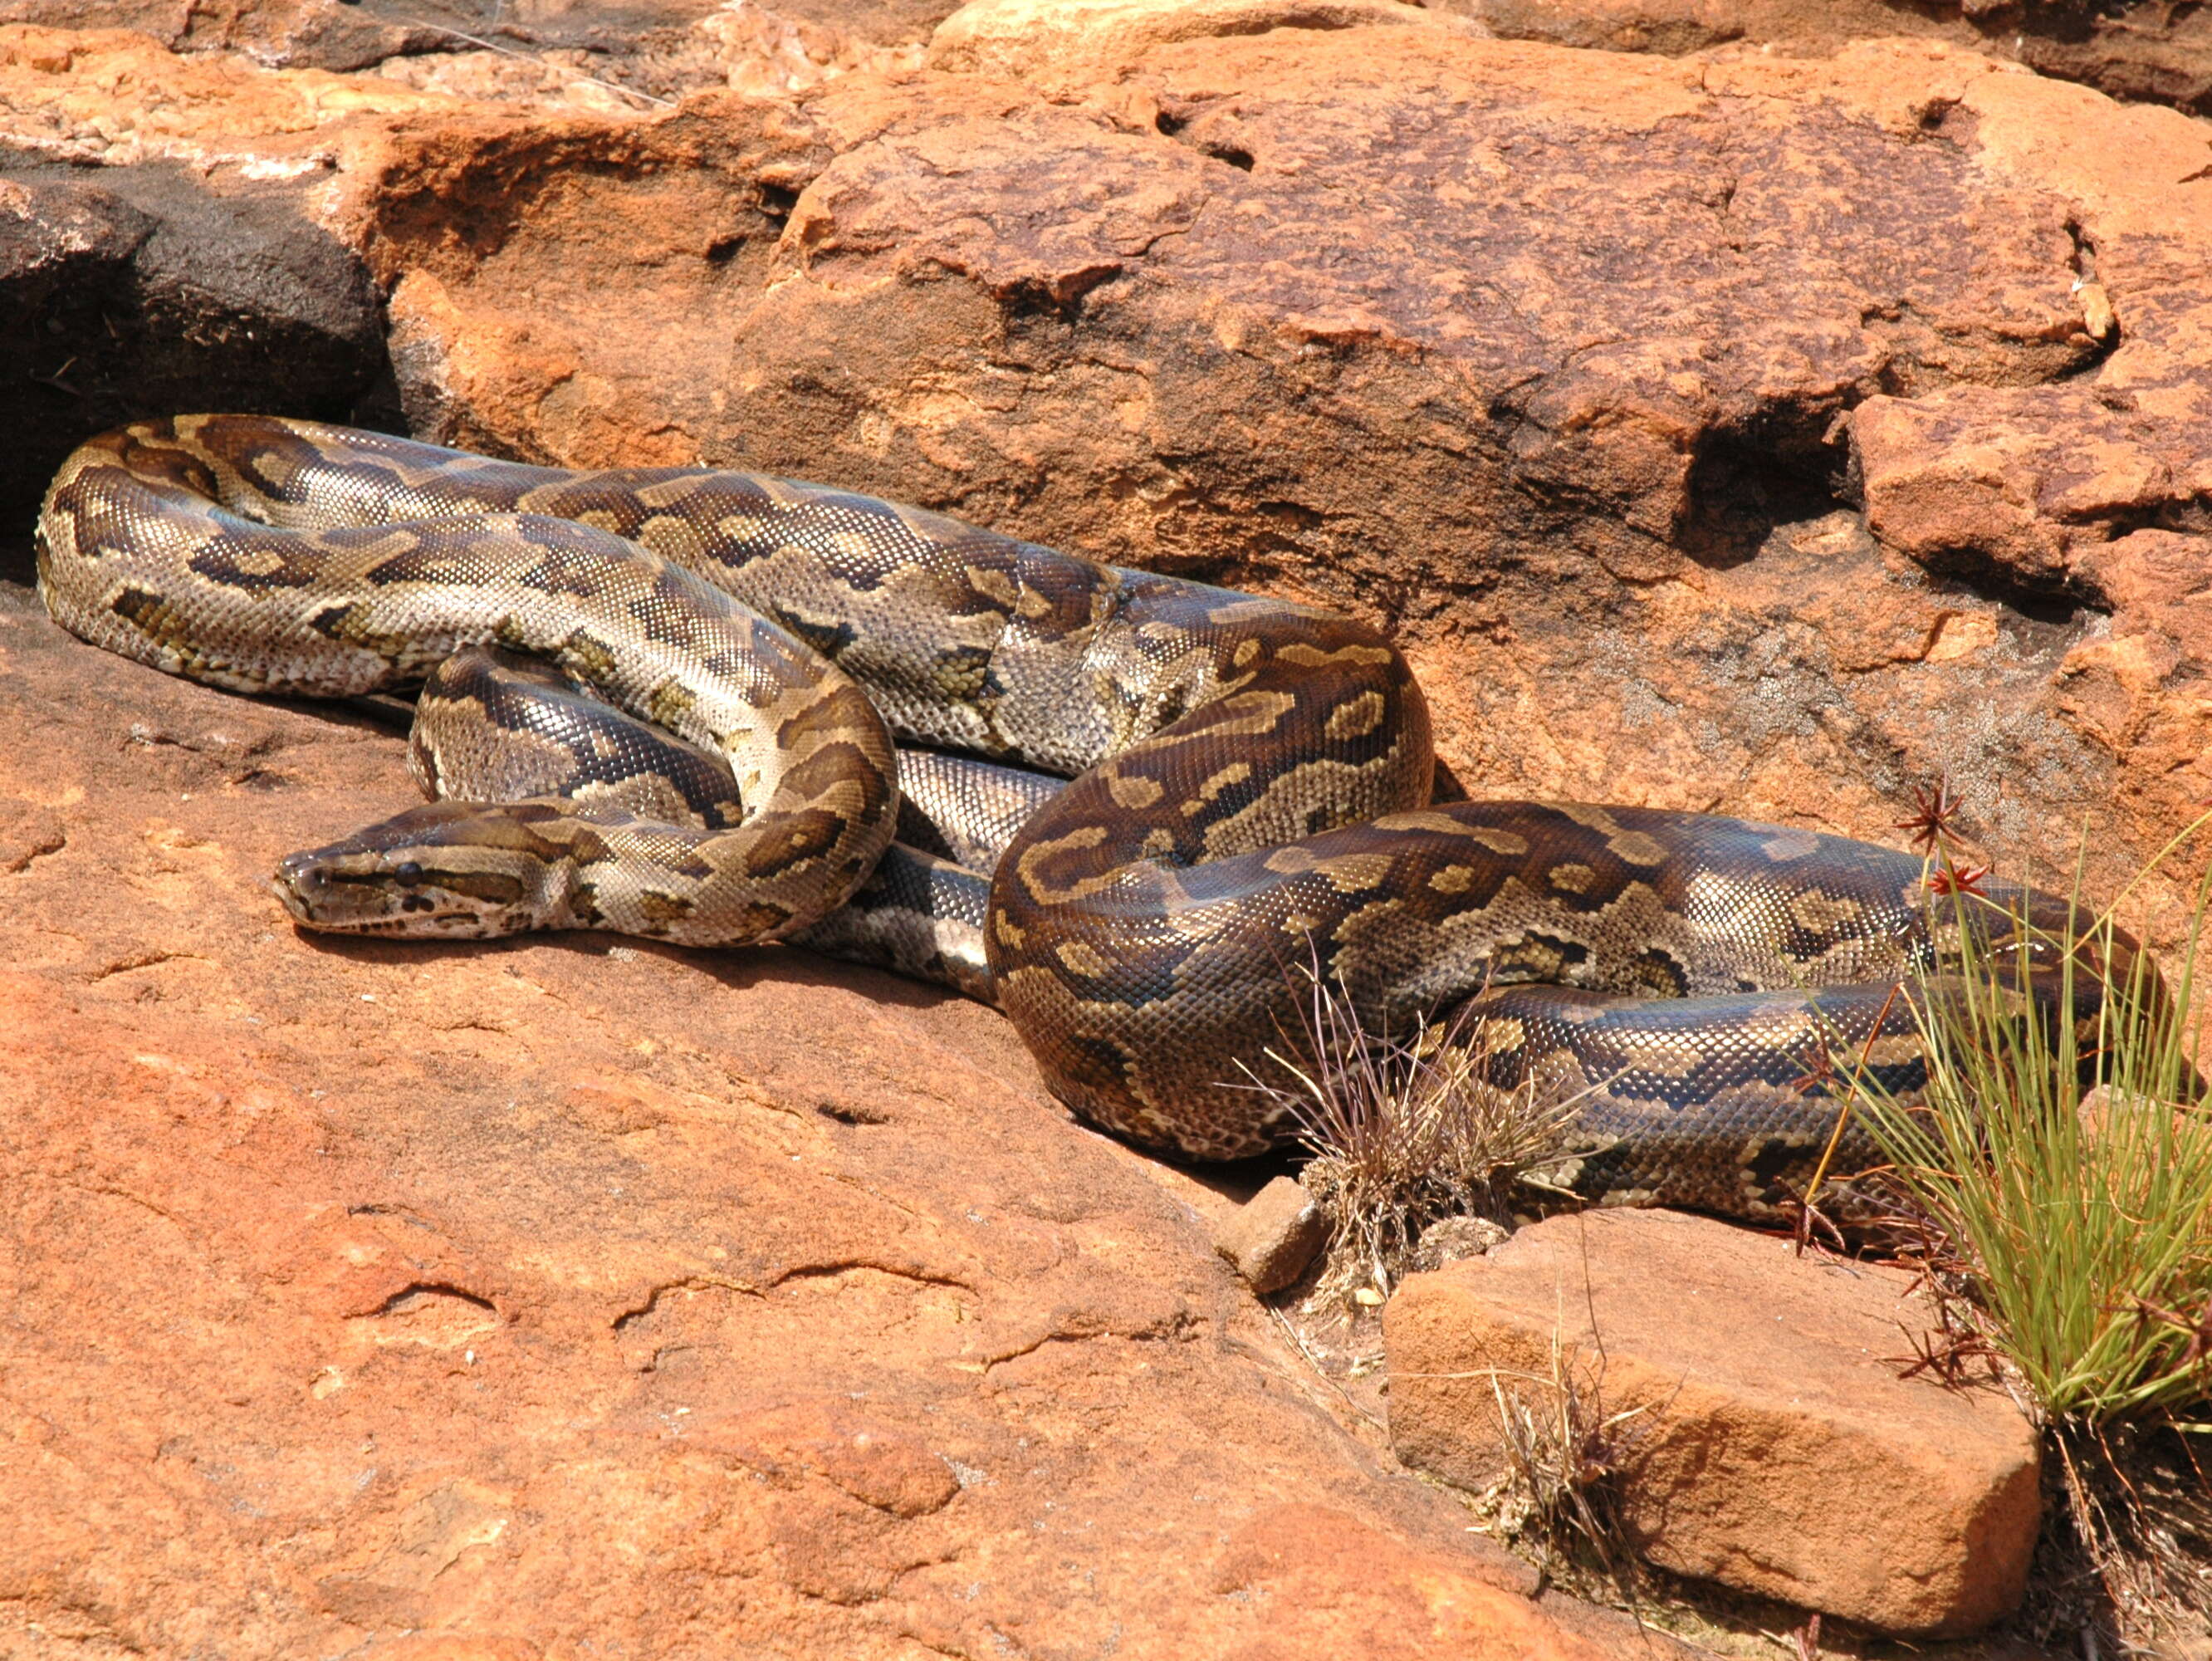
(0, 0, 426, 70)
(15, 0, 2206, 116)
(2005, 2, 2212, 115)
(2, 15, 2206, 944)
(2, 2, 2209, 1648)
(1211, 1173, 1329, 1293)
(0, 25, 451, 534)
(0, 576, 1624, 1658)
(0, 0, 951, 106)
(1385, 1209, 2044, 1635)
(335, 15, 2211, 946)
(1448, 0, 2212, 119)
(0, 155, 398, 541)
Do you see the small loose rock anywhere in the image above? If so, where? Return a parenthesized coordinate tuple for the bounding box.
(1410, 1213, 1510, 1272)
(1212, 1174, 1330, 1295)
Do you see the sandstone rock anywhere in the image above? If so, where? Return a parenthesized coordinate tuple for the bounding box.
(0, 574, 1617, 1658)
(1411, 1213, 1512, 1272)
(325, 22, 2212, 957)
(1443, 0, 2212, 118)
(1838, 59, 2212, 870)
(1212, 1173, 1330, 1293)
(1438, 0, 1750, 55)
(0, 22, 479, 529)
(2074, 1082, 2200, 1149)
(0, 23, 459, 164)
(0, 150, 397, 529)
(365, 1, 939, 111)
(929, 0, 1471, 81)
(2, 9, 2207, 1644)
(2005, 2, 2212, 116)
(0, 1, 426, 71)
(1534, 1590, 1725, 1661)
(1159, 1502, 1610, 1659)
(27, 0, 952, 109)
(1384, 1208, 2043, 1635)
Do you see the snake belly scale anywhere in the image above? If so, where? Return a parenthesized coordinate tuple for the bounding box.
(37, 414, 2112, 1217)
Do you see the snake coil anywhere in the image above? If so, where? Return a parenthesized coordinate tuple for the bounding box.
(37, 415, 2130, 1217)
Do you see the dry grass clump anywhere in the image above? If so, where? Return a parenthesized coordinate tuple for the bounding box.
(1242, 967, 1586, 1311)
(1463, 1327, 1656, 1588)
(2051, 1418, 2212, 1645)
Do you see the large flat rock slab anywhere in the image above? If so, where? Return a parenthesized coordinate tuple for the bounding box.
(1384, 1208, 2043, 1635)
(0, 575, 1622, 1658)
(1445, 0, 2212, 119)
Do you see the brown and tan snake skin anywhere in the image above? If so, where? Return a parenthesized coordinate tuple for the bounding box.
(37, 415, 2125, 1218)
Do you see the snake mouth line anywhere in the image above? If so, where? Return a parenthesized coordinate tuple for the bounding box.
(268, 865, 498, 936)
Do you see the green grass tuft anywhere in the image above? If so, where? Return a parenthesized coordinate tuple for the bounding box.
(1845, 821, 2212, 1636)
(1852, 864, 2212, 1426)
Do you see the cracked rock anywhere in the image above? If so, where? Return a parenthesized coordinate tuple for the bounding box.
(334, 19, 2211, 950)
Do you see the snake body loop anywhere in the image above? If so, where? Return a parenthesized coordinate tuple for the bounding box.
(37, 418, 900, 945)
(37, 415, 2129, 1216)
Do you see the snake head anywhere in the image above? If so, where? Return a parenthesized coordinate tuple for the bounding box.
(272, 801, 569, 937)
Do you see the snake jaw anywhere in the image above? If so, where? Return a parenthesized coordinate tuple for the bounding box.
(270, 806, 547, 938)
(270, 850, 515, 938)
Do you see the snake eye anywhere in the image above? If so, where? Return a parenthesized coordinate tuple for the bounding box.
(393, 860, 426, 889)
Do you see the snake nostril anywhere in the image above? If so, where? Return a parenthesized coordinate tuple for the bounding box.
(269, 868, 312, 918)
(273, 855, 328, 901)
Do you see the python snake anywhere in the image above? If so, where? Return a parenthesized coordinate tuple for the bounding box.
(38, 414, 2120, 1218)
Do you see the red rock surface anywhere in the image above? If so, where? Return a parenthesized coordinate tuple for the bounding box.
(1447, 0, 2212, 118)
(1385, 1209, 2044, 1635)
(2, 4, 2209, 1649)
(3, 17, 2205, 948)
(0, 577, 1632, 1654)
(0, 0, 950, 106)
(320, 18, 2210, 949)
(1211, 1173, 1329, 1293)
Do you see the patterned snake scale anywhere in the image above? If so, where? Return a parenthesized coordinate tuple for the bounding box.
(37, 415, 2126, 1218)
